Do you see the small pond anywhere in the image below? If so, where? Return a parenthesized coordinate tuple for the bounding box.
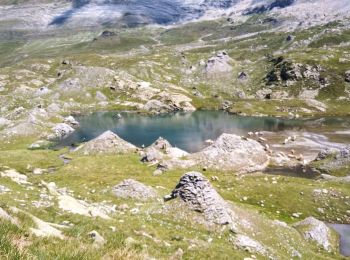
(56, 111, 350, 153)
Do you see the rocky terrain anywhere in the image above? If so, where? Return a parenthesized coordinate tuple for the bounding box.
(0, 0, 350, 259)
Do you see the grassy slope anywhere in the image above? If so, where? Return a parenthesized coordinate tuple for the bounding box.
(0, 137, 349, 259)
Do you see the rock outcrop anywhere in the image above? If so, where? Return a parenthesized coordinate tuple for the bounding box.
(75, 131, 136, 155)
(205, 51, 233, 75)
(293, 217, 336, 251)
(113, 179, 158, 201)
(164, 172, 236, 225)
(191, 134, 269, 172)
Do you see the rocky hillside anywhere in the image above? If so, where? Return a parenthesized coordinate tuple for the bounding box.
(0, 0, 350, 259)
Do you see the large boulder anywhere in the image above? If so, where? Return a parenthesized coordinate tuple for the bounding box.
(293, 217, 337, 251)
(75, 131, 136, 154)
(164, 172, 236, 225)
(191, 134, 269, 173)
(48, 123, 75, 141)
(112, 179, 158, 201)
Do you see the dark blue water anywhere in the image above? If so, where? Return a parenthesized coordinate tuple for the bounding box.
(57, 111, 308, 152)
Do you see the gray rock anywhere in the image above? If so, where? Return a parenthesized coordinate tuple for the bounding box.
(293, 217, 335, 251)
(34, 86, 52, 97)
(164, 172, 236, 225)
(315, 148, 335, 160)
(220, 100, 233, 110)
(113, 179, 158, 201)
(141, 147, 164, 162)
(96, 91, 107, 101)
(191, 134, 269, 173)
(63, 116, 79, 128)
(231, 234, 268, 255)
(59, 78, 81, 90)
(345, 70, 350, 82)
(88, 230, 106, 248)
(143, 100, 171, 114)
(76, 131, 136, 155)
(150, 137, 172, 150)
(49, 123, 75, 140)
(205, 51, 233, 75)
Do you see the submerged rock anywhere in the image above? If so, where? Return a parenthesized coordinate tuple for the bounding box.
(191, 134, 269, 173)
(75, 130, 136, 155)
(164, 172, 236, 225)
(293, 217, 336, 251)
(113, 179, 158, 201)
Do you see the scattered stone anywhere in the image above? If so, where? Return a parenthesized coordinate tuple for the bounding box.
(88, 230, 106, 248)
(96, 91, 107, 101)
(28, 140, 52, 150)
(1, 169, 29, 185)
(112, 179, 158, 201)
(43, 182, 111, 219)
(0, 207, 18, 225)
(231, 234, 268, 256)
(33, 168, 45, 175)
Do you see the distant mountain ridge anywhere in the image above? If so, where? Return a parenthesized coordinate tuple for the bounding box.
(0, 0, 349, 31)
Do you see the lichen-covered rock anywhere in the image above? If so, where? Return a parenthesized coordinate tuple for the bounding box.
(164, 172, 236, 225)
(75, 131, 136, 154)
(191, 134, 269, 173)
(113, 179, 158, 201)
(293, 217, 336, 251)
